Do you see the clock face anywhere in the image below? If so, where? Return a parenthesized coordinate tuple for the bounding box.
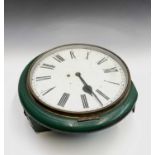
(28, 44, 130, 114)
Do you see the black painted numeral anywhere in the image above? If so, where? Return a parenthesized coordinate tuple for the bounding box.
(97, 57, 107, 65)
(96, 89, 110, 100)
(103, 67, 118, 73)
(53, 55, 65, 63)
(42, 87, 55, 96)
(58, 93, 70, 107)
(104, 80, 120, 85)
(36, 76, 51, 81)
(86, 52, 90, 59)
(70, 51, 76, 59)
(81, 94, 89, 108)
(41, 63, 55, 70)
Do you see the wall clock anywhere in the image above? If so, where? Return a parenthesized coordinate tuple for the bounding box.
(18, 44, 138, 133)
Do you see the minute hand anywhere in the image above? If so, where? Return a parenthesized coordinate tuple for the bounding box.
(92, 91, 103, 106)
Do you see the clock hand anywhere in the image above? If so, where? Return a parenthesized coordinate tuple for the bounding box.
(91, 91, 103, 106)
(82, 84, 93, 96)
(75, 72, 103, 106)
(75, 72, 88, 86)
(75, 72, 92, 95)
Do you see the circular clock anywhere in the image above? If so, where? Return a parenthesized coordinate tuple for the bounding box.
(18, 44, 138, 133)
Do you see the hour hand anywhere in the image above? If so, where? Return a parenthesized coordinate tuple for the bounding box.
(75, 72, 93, 95)
(75, 72, 103, 105)
(82, 85, 93, 96)
(83, 85, 103, 106)
(75, 72, 87, 86)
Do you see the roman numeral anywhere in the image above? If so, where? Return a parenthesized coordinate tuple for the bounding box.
(86, 52, 90, 59)
(41, 63, 55, 70)
(96, 89, 110, 100)
(104, 80, 120, 85)
(97, 57, 107, 65)
(53, 55, 65, 62)
(70, 51, 76, 59)
(36, 76, 51, 81)
(42, 86, 56, 96)
(57, 93, 70, 107)
(81, 94, 89, 108)
(103, 67, 118, 73)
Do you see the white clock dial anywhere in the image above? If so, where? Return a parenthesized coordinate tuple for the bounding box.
(28, 45, 130, 114)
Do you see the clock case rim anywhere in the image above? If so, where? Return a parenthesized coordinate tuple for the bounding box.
(26, 44, 131, 117)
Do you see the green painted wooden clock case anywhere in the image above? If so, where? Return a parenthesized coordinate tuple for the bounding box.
(18, 46, 138, 133)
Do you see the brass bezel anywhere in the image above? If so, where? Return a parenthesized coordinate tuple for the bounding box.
(27, 44, 131, 118)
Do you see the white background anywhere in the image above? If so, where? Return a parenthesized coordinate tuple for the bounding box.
(4, 1, 150, 155)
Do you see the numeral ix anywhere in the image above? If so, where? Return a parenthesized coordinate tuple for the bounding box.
(36, 76, 51, 81)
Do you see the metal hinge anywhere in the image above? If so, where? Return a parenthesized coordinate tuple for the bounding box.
(77, 115, 100, 122)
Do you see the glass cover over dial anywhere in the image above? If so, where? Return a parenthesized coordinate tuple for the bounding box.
(28, 44, 130, 114)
